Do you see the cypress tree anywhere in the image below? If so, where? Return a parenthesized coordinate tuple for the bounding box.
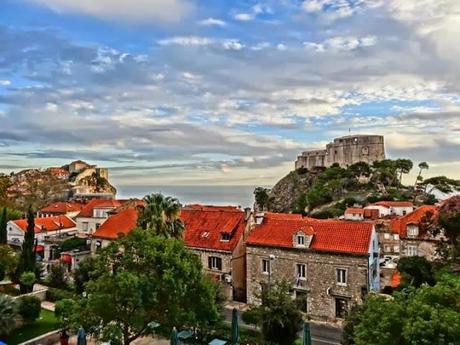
(0, 207, 7, 244)
(15, 206, 36, 281)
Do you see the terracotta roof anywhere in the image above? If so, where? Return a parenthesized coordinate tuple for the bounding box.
(391, 271, 401, 288)
(371, 201, 414, 208)
(40, 202, 84, 214)
(390, 205, 438, 237)
(13, 215, 76, 233)
(77, 199, 122, 217)
(181, 206, 246, 252)
(247, 213, 373, 255)
(345, 208, 364, 215)
(92, 208, 139, 239)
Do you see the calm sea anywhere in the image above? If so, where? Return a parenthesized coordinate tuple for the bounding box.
(116, 185, 262, 208)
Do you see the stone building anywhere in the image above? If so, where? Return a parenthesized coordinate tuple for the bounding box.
(90, 203, 251, 302)
(295, 134, 385, 170)
(246, 213, 379, 322)
(390, 205, 441, 260)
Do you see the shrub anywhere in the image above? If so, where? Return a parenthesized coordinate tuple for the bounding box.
(19, 271, 36, 293)
(18, 296, 41, 323)
(0, 284, 21, 296)
(55, 298, 76, 328)
(46, 287, 75, 302)
(0, 294, 18, 336)
(48, 263, 68, 289)
(242, 309, 258, 326)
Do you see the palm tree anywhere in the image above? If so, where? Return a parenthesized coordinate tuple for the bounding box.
(0, 294, 18, 336)
(137, 193, 184, 239)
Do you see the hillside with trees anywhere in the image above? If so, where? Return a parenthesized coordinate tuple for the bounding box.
(254, 159, 460, 217)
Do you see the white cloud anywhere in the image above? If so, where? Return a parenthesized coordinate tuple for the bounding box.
(198, 17, 226, 27)
(234, 13, 253, 21)
(251, 42, 271, 51)
(276, 43, 287, 51)
(222, 39, 245, 50)
(30, 0, 193, 23)
(158, 36, 213, 46)
(0, 80, 11, 86)
(304, 35, 377, 52)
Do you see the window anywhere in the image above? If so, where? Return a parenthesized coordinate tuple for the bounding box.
(393, 234, 399, 240)
(384, 233, 390, 239)
(336, 268, 347, 286)
(296, 234, 305, 246)
(407, 245, 418, 256)
(335, 298, 348, 318)
(82, 222, 89, 232)
(296, 264, 306, 280)
(402, 210, 407, 215)
(208, 256, 222, 270)
(407, 225, 419, 237)
(384, 245, 391, 253)
(220, 233, 231, 241)
(262, 259, 270, 274)
(393, 245, 400, 253)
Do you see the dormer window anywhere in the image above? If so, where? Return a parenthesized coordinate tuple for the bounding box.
(220, 233, 231, 242)
(293, 230, 313, 248)
(407, 224, 419, 238)
(296, 234, 305, 246)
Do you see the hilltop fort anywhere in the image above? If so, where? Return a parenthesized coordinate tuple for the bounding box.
(295, 134, 385, 170)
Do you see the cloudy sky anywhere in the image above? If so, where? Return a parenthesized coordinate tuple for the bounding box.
(1, 0, 459, 189)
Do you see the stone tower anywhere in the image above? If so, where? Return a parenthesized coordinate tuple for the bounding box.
(295, 135, 385, 170)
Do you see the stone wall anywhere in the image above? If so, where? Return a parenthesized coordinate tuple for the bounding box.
(295, 135, 385, 170)
(246, 245, 370, 322)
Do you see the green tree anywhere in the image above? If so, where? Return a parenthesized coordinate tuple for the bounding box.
(348, 162, 371, 178)
(394, 159, 413, 186)
(0, 207, 7, 244)
(48, 263, 68, 289)
(17, 296, 41, 323)
(347, 275, 460, 345)
(397, 257, 435, 288)
(73, 256, 97, 294)
(0, 245, 18, 281)
(254, 187, 271, 211)
(415, 162, 429, 186)
(15, 206, 36, 283)
(71, 229, 220, 345)
(422, 176, 460, 195)
(0, 294, 18, 337)
(248, 281, 302, 345)
(137, 194, 184, 238)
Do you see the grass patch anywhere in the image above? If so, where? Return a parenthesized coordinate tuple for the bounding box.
(5, 309, 59, 345)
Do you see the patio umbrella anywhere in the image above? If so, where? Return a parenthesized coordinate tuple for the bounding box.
(231, 308, 239, 345)
(77, 327, 87, 345)
(170, 327, 179, 345)
(302, 322, 312, 345)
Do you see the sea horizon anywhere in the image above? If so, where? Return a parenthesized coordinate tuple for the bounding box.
(116, 185, 266, 208)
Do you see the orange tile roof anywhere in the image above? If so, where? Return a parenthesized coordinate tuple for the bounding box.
(372, 201, 414, 208)
(77, 199, 123, 217)
(181, 206, 246, 252)
(390, 205, 438, 237)
(391, 271, 401, 288)
(92, 208, 139, 240)
(40, 201, 84, 214)
(247, 213, 373, 255)
(13, 215, 76, 233)
(345, 208, 364, 215)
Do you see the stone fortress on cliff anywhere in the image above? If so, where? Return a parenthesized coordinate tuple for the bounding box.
(295, 134, 385, 170)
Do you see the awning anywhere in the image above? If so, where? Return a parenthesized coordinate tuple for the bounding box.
(209, 339, 227, 345)
(61, 254, 72, 264)
(34, 245, 45, 252)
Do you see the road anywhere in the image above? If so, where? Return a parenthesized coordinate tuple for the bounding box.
(222, 307, 342, 345)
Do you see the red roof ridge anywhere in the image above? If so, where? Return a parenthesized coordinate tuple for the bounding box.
(13, 215, 76, 233)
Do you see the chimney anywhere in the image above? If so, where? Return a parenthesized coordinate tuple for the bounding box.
(244, 207, 252, 221)
(254, 212, 265, 225)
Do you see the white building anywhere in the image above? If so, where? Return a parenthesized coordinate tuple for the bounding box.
(75, 199, 122, 234)
(364, 201, 414, 218)
(7, 215, 77, 246)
